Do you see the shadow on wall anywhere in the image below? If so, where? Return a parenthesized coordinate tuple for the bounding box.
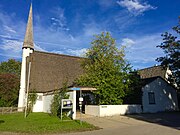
(125, 105, 142, 114)
(126, 112, 180, 130)
(142, 78, 178, 113)
(161, 81, 178, 111)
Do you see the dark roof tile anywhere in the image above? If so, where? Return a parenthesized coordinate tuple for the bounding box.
(138, 65, 167, 79)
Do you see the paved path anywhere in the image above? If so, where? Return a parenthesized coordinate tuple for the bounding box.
(60, 113, 180, 135)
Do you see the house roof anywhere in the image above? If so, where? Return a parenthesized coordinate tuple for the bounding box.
(138, 65, 167, 79)
(27, 51, 84, 93)
(141, 76, 178, 91)
(141, 76, 160, 86)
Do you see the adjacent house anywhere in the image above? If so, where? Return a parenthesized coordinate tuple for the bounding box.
(139, 66, 179, 113)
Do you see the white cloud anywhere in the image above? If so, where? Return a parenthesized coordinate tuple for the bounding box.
(51, 50, 64, 54)
(3, 25, 16, 33)
(83, 22, 102, 37)
(51, 48, 87, 57)
(50, 7, 69, 31)
(0, 39, 22, 58)
(67, 48, 87, 56)
(33, 24, 73, 49)
(121, 38, 135, 47)
(32, 18, 103, 52)
(125, 33, 164, 69)
(98, 0, 115, 8)
(1, 39, 22, 52)
(114, 10, 137, 31)
(0, 11, 25, 37)
(0, 34, 11, 38)
(117, 0, 156, 15)
(34, 43, 47, 52)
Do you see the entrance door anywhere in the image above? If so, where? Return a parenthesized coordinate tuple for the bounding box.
(76, 91, 96, 113)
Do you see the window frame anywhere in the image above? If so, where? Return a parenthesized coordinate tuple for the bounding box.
(148, 92, 155, 104)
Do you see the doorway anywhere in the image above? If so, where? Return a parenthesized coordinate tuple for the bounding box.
(76, 91, 96, 113)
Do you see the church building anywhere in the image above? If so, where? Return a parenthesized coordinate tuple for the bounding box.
(17, 4, 96, 119)
(18, 4, 179, 118)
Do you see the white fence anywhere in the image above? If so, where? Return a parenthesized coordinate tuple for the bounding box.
(85, 105, 142, 117)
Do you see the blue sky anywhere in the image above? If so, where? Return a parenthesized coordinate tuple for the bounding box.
(0, 0, 179, 69)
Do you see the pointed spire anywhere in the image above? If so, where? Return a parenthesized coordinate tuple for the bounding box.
(23, 3, 34, 50)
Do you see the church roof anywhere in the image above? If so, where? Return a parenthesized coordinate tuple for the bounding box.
(27, 51, 84, 93)
(23, 3, 34, 50)
(138, 65, 167, 79)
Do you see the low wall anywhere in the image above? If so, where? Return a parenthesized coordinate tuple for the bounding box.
(85, 105, 142, 117)
(85, 105, 100, 116)
(0, 107, 24, 114)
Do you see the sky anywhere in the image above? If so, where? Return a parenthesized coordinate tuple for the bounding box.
(0, 0, 179, 69)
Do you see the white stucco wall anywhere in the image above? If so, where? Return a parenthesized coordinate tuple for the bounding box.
(18, 48, 33, 110)
(33, 93, 43, 112)
(85, 105, 100, 116)
(33, 92, 75, 115)
(68, 91, 76, 119)
(43, 94, 54, 113)
(32, 93, 54, 113)
(85, 105, 142, 117)
(142, 77, 179, 113)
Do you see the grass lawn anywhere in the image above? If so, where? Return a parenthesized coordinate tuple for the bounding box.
(0, 113, 97, 134)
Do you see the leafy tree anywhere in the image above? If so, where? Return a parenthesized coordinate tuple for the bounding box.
(0, 59, 21, 107)
(0, 59, 21, 76)
(0, 73, 19, 107)
(27, 89, 38, 113)
(50, 91, 61, 116)
(50, 80, 69, 116)
(156, 18, 180, 89)
(123, 71, 142, 104)
(76, 32, 131, 105)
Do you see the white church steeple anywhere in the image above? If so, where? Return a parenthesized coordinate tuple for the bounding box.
(18, 3, 34, 110)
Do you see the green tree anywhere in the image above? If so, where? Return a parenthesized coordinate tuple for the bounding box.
(156, 18, 180, 89)
(0, 73, 19, 107)
(0, 59, 21, 76)
(123, 71, 142, 104)
(0, 59, 21, 107)
(28, 90, 38, 113)
(76, 32, 131, 105)
(50, 80, 69, 116)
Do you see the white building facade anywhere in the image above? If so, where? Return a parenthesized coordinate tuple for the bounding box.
(18, 4, 34, 111)
(142, 77, 179, 113)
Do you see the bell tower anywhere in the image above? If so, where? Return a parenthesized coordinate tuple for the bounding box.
(18, 3, 34, 110)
